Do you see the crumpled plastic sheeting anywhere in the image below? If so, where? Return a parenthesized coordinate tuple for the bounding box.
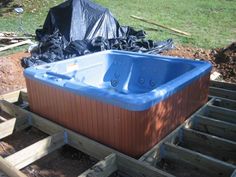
(22, 0, 174, 68)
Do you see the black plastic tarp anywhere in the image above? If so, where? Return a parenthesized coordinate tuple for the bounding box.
(22, 0, 173, 67)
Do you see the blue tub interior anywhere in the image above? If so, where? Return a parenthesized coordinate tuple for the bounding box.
(25, 50, 212, 110)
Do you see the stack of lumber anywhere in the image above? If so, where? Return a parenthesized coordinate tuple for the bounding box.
(0, 32, 32, 52)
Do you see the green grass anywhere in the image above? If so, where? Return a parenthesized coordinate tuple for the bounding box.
(0, 0, 235, 51)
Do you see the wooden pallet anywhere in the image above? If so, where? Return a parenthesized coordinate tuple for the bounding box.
(0, 80, 236, 177)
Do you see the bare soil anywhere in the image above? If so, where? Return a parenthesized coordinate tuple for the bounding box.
(0, 127, 48, 158)
(21, 145, 98, 177)
(162, 42, 236, 83)
(0, 126, 98, 177)
(0, 52, 29, 95)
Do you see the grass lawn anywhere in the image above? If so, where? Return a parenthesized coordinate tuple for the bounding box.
(0, 0, 235, 50)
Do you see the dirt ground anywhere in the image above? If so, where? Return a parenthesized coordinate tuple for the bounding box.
(0, 125, 97, 177)
(0, 52, 29, 95)
(163, 42, 236, 83)
(0, 43, 235, 95)
(0, 127, 48, 158)
(21, 145, 97, 177)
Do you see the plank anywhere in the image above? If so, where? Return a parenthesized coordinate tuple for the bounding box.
(80, 153, 175, 177)
(78, 154, 117, 177)
(205, 105, 236, 124)
(18, 91, 28, 103)
(5, 132, 65, 170)
(163, 143, 235, 177)
(0, 118, 16, 139)
(0, 101, 30, 132)
(67, 130, 115, 160)
(0, 117, 7, 122)
(209, 87, 236, 100)
(0, 40, 31, 52)
(182, 128, 236, 161)
(130, 15, 191, 36)
(0, 91, 21, 103)
(0, 156, 26, 177)
(192, 115, 236, 141)
(0, 89, 27, 106)
(0, 37, 32, 40)
(210, 98, 236, 111)
(210, 80, 236, 91)
(231, 169, 236, 177)
(117, 154, 175, 177)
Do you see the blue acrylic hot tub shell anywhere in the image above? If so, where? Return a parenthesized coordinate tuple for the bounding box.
(24, 50, 212, 111)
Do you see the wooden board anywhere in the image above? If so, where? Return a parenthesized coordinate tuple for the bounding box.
(209, 87, 236, 100)
(191, 115, 236, 141)
(0, 156, 26, 177)
(182, 128, 236, 161)
(5, 132, 65, 170)
(210, 81, 236, 91)
(163, 143, 235, 177)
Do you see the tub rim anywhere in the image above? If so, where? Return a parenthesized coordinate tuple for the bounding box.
(24, 50, 212, 111)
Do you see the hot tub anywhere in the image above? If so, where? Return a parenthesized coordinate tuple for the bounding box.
(24, 50, 212, 157)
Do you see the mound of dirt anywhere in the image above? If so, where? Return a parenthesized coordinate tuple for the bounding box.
(162, 42, 236, 83)
(0, 52, 29, 94)
(210, 42, 236, 82)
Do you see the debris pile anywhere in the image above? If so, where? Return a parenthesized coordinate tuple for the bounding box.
(0, 32, 32, 52)
(0, 32, 25, 45)
(210, 42, 236, 82)
(21, 0, 173, 67)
